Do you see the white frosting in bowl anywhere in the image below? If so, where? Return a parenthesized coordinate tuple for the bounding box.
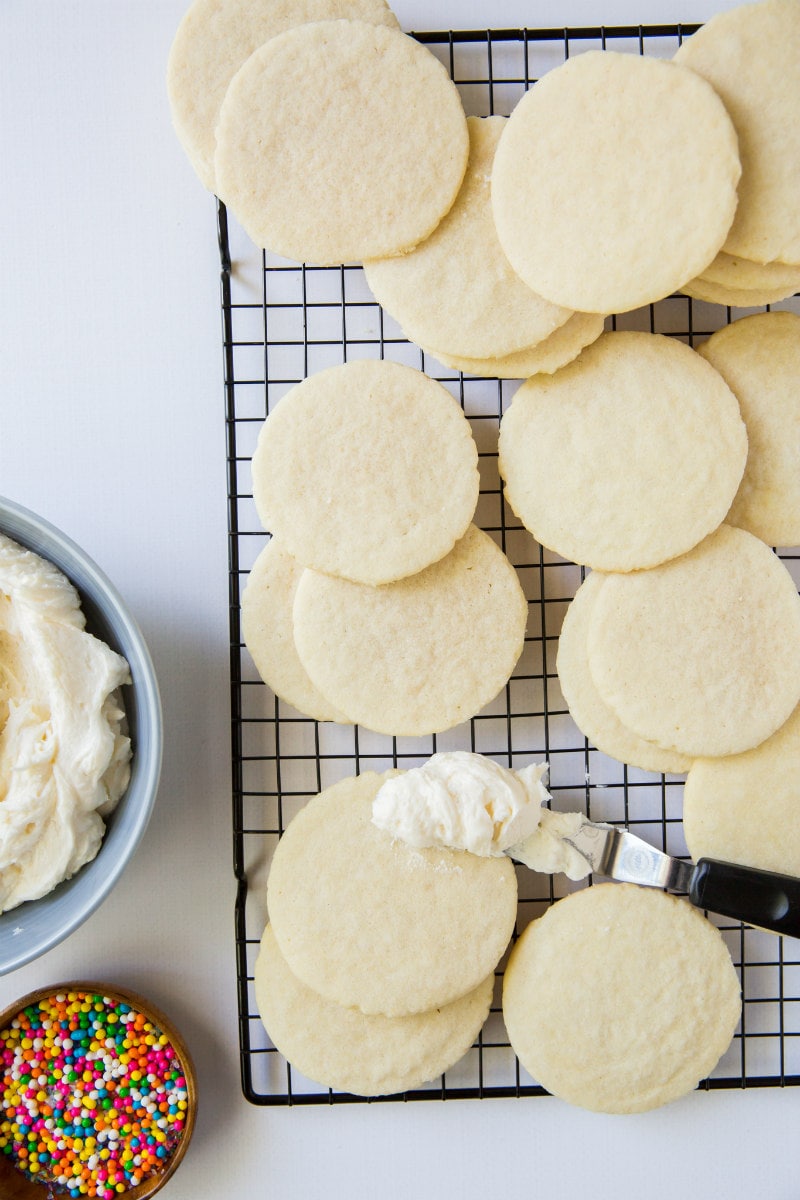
(0, 533, 131, 912)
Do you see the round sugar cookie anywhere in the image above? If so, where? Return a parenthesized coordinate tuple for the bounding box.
(674, 0, 800, 265)
(681, 275, 800, 307)
(214, 20, 469, 263)
(255, 925, 493, 1096)
(491, 51, 740, 313)
(292, 524, 528, 736)
(166, 0, 399, 192)
(683, 703, 800, 878)
(420, 312, 606, 380)
(251, 359, 479, 586)
(364, 117, 572, 359)
(498, 332, 747, 572)
(556, 573, 692, 775)
(698, 312, 800, 546)
(267, 770, 518, 1016)
(587, 524, 800, 759)
(240, 538, 350, 722)
(502, 884, 741, 1114)
(700, 251, 800, 293)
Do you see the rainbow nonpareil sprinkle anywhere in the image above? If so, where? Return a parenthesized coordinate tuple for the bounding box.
(0, 990, 188, 1198)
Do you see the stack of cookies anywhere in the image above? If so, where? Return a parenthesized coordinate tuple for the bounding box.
(169, 0, 799, 381)
(257, 771, 517, 1095)
(169, 0, 470, 265)
(363, 0, 799, 377)
(169, 0, 800, 330)
(497, 321, 800, 774)
(675, 0, 800, 306)
(528, 316, 800, 856)
(241, 358, 527, 736)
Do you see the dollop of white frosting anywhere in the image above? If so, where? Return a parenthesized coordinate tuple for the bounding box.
(372, 751, 594, 880)
(0, 534, 132, 912)
(371, 751, 550, 857)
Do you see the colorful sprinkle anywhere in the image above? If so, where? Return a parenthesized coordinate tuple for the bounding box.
(0, 992, 188, 1197)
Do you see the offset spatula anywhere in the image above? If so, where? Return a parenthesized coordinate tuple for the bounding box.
(510, 816, 800, 939)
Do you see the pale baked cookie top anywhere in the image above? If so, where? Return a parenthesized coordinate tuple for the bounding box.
(698, 312, 800, 547)
(240, 537, 350, 723)
(364, 116, 573, 359)
(556, 572, 692, 776)
(683, 702, 800, 878)
(214, 19, 469, 263)
(419, 312, 606, 380)
(266, 770, 517, 1017)
(586, 524, 800, 759)
(491, 50, 740, 313)
(498, 332, 747, 572)
(251, 359, 479, 586)
(675, 0, 800, 265)
(502, 884, 741, 1114)
(291, 524, 528, 736)
(167, 0, 399, 192)
(255, 924, 493, 1096)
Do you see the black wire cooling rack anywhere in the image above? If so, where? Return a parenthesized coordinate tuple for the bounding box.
(221, 23, 800, 1106)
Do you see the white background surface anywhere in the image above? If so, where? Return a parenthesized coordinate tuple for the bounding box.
(1, 1, 798, 1196)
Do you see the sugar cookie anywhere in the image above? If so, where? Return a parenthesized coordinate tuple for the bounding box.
(681, 275, 800, 307)
(587, 525, 800, 758)
(251, 359, 479, 586)
(502, 883, 741, 1114)
(215, 20, 469, 263)
(255, 925, 493, 1096)
(675, 0, 800, 264)
(267, 770, 517, 1016)
(498, 332, 747, 571)
(292, 525, 528, 736)
(420, 312, 606, 379)
(699, 251, 800, 294)
(491, 51, 739, 313)
(698, 311, 800, 546)
(556, 573, 692, 775)
(240, 538, 349, 722)
(683, 703, 800, 878)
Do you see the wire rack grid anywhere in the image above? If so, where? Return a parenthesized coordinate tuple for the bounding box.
(220, 23, 800, 1106)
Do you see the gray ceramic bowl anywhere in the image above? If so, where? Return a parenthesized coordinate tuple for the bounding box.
(0, 496, 162, 973)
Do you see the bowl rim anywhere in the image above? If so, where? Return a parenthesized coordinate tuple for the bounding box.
(0, 979, 197, 1200)
(0, 495, 163, 973)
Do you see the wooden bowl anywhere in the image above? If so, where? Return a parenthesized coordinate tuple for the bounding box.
(0, 982, 197, 1200)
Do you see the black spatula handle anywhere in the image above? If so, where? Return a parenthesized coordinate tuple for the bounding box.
(689, 858, 800, 938)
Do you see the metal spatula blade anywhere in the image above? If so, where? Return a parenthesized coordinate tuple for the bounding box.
(559, 819, 694, 892)
(509, 816, 800, 939)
